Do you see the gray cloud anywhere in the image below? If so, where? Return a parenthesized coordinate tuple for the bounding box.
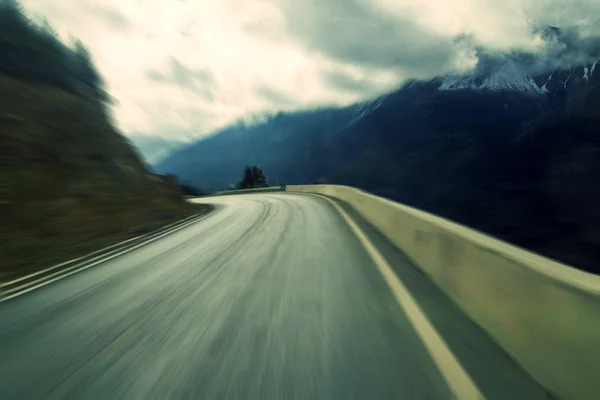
(469, 26, 600, 80)
(274, 0, 458, 77)
(322, 70, 375, 94)
(147, 58, 216, 102)
(531, 1, 600, 37)
(21, 0, 600, 143)
(81, 2, 130, 31)
(255, 86, 299, 107)
(261, 0, 600, 83)
(20, 0, 131, 33)
(539, 27, 600, 70)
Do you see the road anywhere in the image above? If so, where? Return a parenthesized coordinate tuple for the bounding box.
(0, 193, 551, 399)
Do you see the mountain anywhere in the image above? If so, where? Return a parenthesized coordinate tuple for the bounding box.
(158, 27, 600, 188)
(156, 28, 600, 273)
(0, 1, 206, 279)
(156, 106, 360, 190)
(156, 74, 560, 191)
(441, 25, 600, 109)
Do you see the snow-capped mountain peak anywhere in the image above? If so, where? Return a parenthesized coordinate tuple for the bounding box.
(438, 24, 599, 98)
(439, 56, 599, 98)
(439, 73, 547, 96)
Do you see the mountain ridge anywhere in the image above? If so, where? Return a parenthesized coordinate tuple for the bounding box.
(155, 31, 600, 273)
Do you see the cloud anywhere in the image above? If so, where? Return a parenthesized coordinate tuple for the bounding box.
(323, 70, 379, 95)
(83, 2, 130, 31)
(20, 0, 130, 33)
(273, 0, 460, 78)
(255, 86, 299, 107)
(16, 0, 600, 154)
(147, 58, 216, 102)
(273, 0, 600, 77)
(538, 27, 600, 70)
(461, 26, 600, 83)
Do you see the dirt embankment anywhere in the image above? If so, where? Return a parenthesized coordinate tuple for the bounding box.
(0, 77, 210, 280)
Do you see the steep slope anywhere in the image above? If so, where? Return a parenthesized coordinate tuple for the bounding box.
(0, 1, 207, 279)
(472, 113, 600, 270)
(0, 76, 206, 279)
(325, 80, 551, 198)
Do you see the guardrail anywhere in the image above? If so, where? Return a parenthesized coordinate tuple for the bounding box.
(0, 212, 211, 301)
(287, 184, 600, 400)
(212, 186, 286, 196)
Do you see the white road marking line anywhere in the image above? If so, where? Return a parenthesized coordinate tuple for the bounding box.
(0, 213, 200, 289)
(314, 194, 485, 400)
(0, 213, 212, 303)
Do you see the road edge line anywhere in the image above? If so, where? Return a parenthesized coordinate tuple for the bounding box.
(0, 211, 214, 303)
(310, 193, 485, 400)
(0, 213, 202, 289)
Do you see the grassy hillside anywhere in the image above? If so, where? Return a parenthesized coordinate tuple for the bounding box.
(0, 2, 209, 280)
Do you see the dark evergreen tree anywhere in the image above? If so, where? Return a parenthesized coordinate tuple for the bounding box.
(237, 165, 268, 189)
(0, 0, 107, 99)
(252, 166, 268, 187)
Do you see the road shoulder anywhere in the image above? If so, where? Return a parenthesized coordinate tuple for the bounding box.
(315, 194, 554, 400)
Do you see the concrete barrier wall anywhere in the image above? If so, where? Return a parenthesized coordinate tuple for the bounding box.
(287, 184, 600, 400)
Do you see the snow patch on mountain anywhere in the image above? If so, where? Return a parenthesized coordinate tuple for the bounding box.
(563, 71, 573, 89)
(348, 94, 387, 126)
(438, 55, 599, 97)
(439, 73, 547, 96)
(592, 57, 599, 75)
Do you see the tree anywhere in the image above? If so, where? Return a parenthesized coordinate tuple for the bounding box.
(72, 39, 103, 90)
(237, 165, 268, 189)
(252, 166, 267, 187)
(0, 0, 107, 98)
(39, 17, 57, 37)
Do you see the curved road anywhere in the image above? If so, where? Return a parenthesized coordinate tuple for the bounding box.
(0, 194, 550, 399)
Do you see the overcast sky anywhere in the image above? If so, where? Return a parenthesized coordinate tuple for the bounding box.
(20, 0, 600, 145)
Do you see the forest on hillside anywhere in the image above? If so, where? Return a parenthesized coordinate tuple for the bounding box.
(0, 0, 108, 100)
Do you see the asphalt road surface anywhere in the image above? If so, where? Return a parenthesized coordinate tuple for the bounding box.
(0, 194, 552, 399)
